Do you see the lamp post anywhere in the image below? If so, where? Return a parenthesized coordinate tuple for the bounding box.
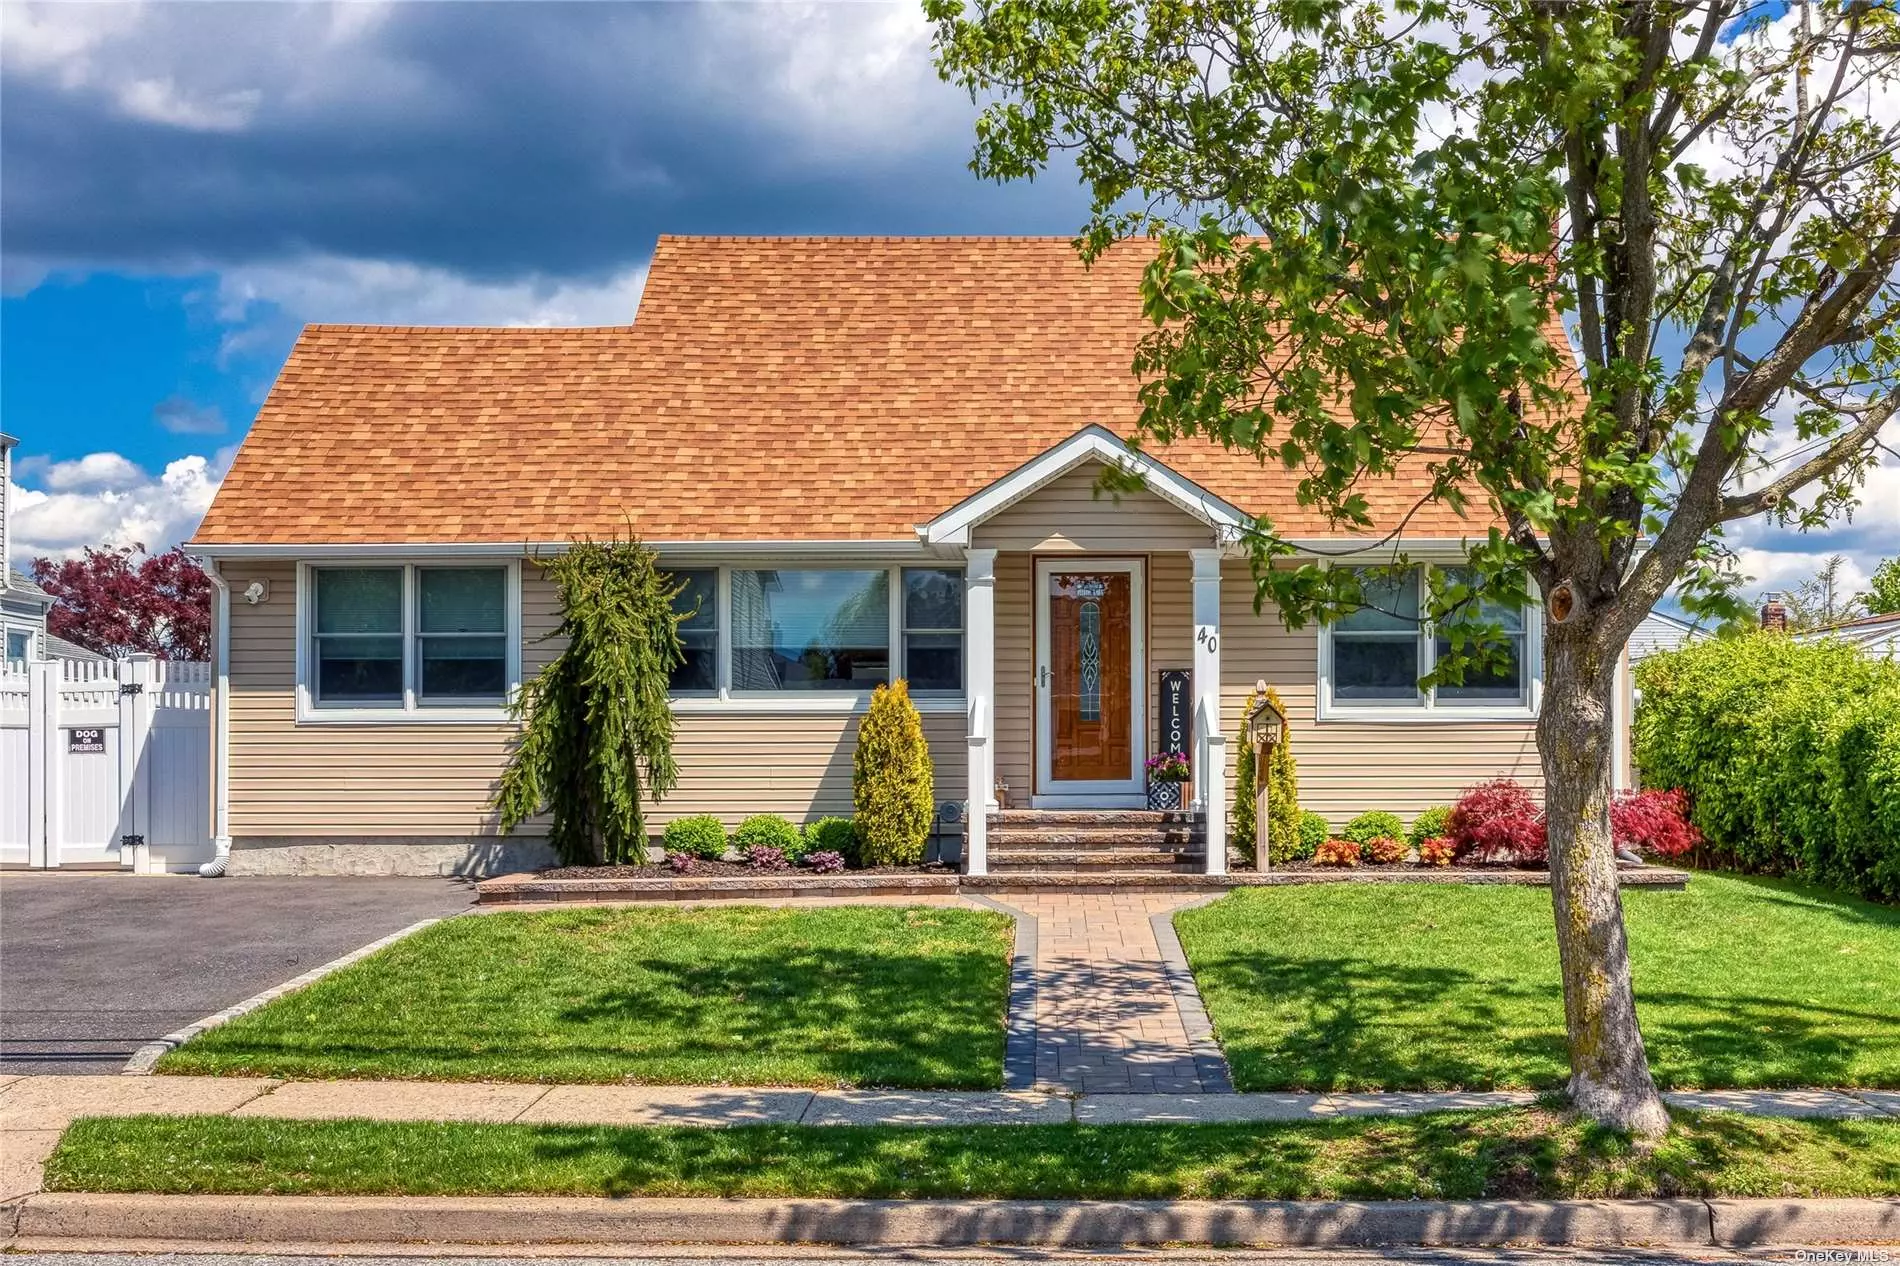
(1243, 679, 1287, 873)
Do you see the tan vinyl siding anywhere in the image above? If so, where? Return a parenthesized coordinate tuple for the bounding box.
(972, 463, 1218, 552)
(994, 551, 1035, 802)
(1216, 560, 1541, 829)
(225, 559, 965, 838)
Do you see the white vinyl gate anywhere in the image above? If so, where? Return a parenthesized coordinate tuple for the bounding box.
(1, 657, 212, 871)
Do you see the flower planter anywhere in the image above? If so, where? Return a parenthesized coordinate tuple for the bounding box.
(1147, 779, 1185, 811)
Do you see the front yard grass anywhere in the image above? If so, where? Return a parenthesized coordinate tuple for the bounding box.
(1175, 873, 1900, 1092)
(156, 905, 1013, 1088)
(45, 1109, 1900, 1199)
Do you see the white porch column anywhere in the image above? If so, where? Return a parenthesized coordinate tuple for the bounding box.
(1191, 548, 1227, 875)
(963, 548, 998, 876)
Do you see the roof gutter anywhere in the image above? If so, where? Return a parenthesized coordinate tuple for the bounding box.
(186, 539, 932, 561)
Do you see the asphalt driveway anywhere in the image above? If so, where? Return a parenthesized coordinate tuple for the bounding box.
(0, 874, 475, 1074)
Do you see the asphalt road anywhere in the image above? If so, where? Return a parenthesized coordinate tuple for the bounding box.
(0, 873, 474, 1074)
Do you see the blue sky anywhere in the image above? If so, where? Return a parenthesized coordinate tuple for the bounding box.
(2, 0, 1893, 605)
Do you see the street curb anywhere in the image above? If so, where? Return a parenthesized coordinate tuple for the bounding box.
(15, 1191, 1881, 1249)
(1707, 1197, 1900, 1246)
(121, 918, 448, 1075)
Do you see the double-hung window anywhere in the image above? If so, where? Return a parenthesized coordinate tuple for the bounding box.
(1321, 563, 1537, 718)
(661, 563, 965, 702)
(902, 567, 963, 693)
(304, 563, 516, 718)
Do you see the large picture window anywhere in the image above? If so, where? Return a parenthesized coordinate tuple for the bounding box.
(303, 563, 517, 717)
(660, 563, 965, 702)
(1322, 564, 1536, 717)
(731, 569, 891, 691)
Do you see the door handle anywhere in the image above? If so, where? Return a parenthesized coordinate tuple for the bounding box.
(1038, 665, 1051, 688)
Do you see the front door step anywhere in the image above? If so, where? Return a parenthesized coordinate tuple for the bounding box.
(975, 809, 1209, 877)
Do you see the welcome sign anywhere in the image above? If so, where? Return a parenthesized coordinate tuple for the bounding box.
(1158, 670, 1190, 768)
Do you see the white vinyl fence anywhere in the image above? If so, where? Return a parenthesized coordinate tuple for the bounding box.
(1, 657, 212, 871)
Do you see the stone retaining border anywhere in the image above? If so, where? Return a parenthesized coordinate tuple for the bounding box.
(478, 866, 1690, 904)
(120, 918, 450, 1075)
(6, 1192, 1895, 1249)
(1149, 895, 1233, 1094)
(962, 894, 1039, 1092)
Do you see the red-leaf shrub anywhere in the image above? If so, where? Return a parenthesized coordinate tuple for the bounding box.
(1448, 778, 1547, 865)
(1611, 788, 1702, 859)
(1314, 838, 1361, 867)
(1418, 836, 1457, 867)
(1362, 836, 1406, 865)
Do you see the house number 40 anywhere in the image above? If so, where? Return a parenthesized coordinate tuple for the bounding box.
(1197, 628, 1219, 653)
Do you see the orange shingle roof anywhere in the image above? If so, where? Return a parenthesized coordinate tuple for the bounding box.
(194, 236, 1554, 547)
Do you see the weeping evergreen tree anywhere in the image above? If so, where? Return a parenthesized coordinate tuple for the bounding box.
(496, 538, 683, 865)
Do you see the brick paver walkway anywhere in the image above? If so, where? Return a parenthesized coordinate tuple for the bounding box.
(1005, 893, 1232, 1094)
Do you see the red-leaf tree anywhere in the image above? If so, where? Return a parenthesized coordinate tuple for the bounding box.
(31, 545, 212, 661)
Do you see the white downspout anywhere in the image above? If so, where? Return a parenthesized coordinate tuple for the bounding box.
(199, 558, 232, 877)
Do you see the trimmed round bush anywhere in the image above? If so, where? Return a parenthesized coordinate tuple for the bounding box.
(732, 814, 801, 859)
(1342, 810, 1406, 846)
(1297, 811, 1330, 858)
(662, 814, 729, 861)
(803, 816, 857, 867)
(1407, 805, 1453, 847)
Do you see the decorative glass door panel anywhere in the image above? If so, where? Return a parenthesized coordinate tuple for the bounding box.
(1047, 570, 1134, 783)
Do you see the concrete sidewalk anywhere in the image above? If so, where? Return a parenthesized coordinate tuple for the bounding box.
(4, 1074, 1897, 1212)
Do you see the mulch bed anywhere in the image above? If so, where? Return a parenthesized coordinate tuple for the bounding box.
(537, 860, 959, 880)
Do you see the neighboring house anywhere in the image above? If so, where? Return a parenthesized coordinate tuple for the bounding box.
(188, 236, 1600, 878)
(1796, 610, 1900, 660)
(1628, 609, 1708, 662)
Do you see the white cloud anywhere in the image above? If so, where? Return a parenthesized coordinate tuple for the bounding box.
(212, 254, 650, 333)
(116, 77, 261, 132)
(16, 452, 148, 493)
(8, 450, 230, 560)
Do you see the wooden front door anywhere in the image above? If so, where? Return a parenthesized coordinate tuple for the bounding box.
(1037, 561, 1144, 795)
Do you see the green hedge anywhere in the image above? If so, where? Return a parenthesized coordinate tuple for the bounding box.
(1633, 633, 1900, 903)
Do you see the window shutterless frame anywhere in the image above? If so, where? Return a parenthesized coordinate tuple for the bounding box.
(294, 560, 522, 724)
(1316, 560, 1542, 722)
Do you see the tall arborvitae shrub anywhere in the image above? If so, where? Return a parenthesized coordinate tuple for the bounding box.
(1232, 685, 1301, 864)
(853, 680, 934, 865)
(495, 538, 683, 865)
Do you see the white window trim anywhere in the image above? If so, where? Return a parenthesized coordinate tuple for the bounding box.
(663, 560, 967, 715)
(295, 559, 522, 725)
(1317, 561, 1543, 723)
(3, 622, 37, 663)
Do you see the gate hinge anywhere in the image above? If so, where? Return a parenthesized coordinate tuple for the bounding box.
(120, 834, 145, 848)
(119, 682, 145, 696)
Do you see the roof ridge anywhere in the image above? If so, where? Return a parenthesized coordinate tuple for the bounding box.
(299, 323, 638, 335)
(654, 234, 1091, 244)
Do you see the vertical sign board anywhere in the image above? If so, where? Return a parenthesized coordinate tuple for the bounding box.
(67, 727, 107, 755)
(1158, 670, 1191, 768)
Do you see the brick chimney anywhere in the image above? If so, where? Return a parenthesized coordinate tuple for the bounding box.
(1761, 592, 1788, 633)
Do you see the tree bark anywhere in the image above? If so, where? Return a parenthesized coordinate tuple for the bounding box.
(1538, 616, 1671, 1139)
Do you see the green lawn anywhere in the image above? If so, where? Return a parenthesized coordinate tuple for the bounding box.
(1175, 874, 1900, 1092)
(45, 1109, 1900, 1200)
(157, 906, 1013, 1088)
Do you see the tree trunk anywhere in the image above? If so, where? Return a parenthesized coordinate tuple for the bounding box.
(1538, 617, 1670, 1138)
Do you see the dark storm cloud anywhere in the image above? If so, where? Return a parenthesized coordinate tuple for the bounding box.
(1, 1, 1085, 283)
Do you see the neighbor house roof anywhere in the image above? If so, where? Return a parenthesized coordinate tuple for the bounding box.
(194, 237, 1577, 548)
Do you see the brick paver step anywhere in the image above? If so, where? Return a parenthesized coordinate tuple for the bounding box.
(990, 810, 1199, 828)
(989, 854, 1205, 873)
(989, 828, 1201, 848)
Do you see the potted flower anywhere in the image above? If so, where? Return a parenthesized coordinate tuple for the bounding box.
(1145, 750, 1190, 810)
